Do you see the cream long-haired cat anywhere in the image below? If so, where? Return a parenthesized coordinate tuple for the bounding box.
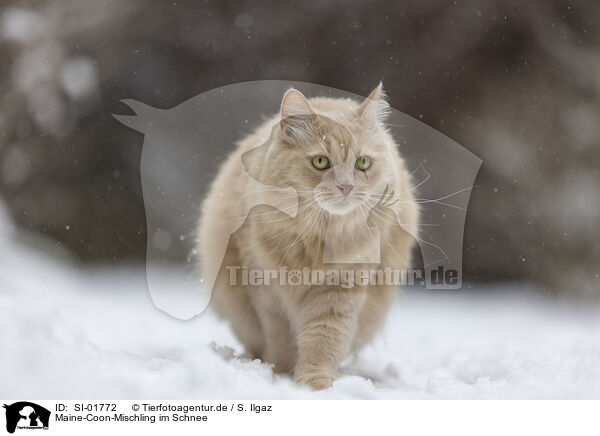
(198, 83, 418, 390)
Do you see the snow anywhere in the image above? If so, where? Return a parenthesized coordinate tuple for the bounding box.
(59, 57, 98, 99)
(1, 202, 599, 399)
(1, 8, 43, 43)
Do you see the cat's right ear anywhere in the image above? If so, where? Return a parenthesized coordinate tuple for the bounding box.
(280, 88, 315, 142)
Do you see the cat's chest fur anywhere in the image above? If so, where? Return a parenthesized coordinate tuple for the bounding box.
(237, 202, 383, 271)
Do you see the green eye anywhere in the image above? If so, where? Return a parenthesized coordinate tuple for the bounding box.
(355, 156, 372, 171)
(311, 155, 330, 170)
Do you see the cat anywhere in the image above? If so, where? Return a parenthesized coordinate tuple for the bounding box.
(197, 83, 419, 390)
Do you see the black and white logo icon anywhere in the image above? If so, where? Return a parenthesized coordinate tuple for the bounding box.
(3, 402, 50, 434)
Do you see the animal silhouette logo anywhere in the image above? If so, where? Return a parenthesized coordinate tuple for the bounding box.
(113, 80, 481, 319)
(3, 402, 50, 434)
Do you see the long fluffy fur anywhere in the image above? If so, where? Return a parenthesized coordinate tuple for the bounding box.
(197, 84, 418, 389)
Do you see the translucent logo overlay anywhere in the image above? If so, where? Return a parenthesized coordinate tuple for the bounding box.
(114, 81, 481, 320)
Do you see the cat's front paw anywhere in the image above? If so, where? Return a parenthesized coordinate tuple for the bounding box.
(294, 372, 336, 390)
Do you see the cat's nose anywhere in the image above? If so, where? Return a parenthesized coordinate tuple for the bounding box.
(336, 183, 354, 196)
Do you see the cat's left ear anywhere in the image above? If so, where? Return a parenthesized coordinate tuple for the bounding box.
(357, 81, 390, 125)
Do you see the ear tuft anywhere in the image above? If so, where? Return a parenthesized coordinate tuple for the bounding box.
(280, 88, 314, 120)
(280, 88, 315, 142)
(357, 81, 390, 124)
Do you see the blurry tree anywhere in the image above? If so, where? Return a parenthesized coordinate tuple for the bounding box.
(0, 0, 599, 296)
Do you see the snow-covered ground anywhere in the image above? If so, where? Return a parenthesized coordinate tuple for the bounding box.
(1, 202, 599, 399)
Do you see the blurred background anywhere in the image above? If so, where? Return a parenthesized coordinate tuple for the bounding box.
(0, 0, 599, 298)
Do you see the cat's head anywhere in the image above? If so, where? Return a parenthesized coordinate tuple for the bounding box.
(244, 83, 395, 216)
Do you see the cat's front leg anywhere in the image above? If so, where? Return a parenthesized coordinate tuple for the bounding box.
(252, 294, 297, 374)
(293, 285, 367, 390)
